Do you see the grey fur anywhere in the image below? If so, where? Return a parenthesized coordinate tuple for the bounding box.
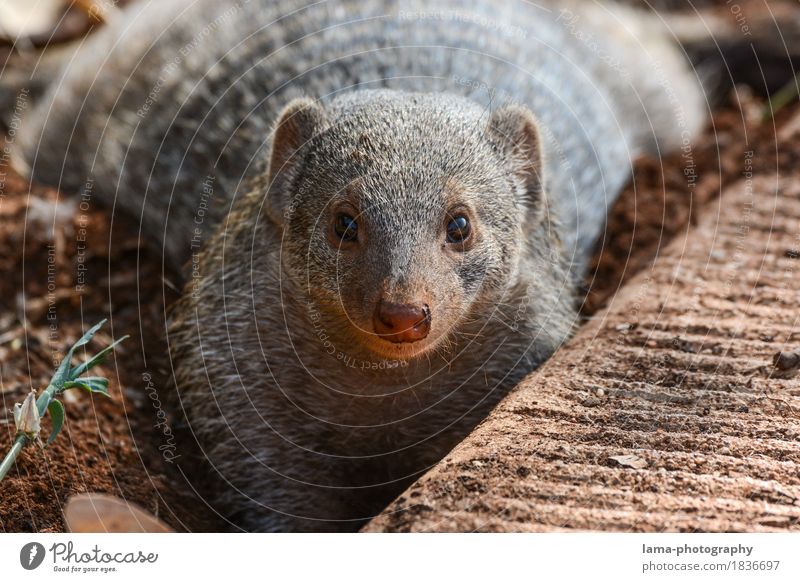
(10, 0, 705, 530)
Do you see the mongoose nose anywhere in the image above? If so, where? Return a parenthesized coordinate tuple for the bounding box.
(373, 301, 431, 343)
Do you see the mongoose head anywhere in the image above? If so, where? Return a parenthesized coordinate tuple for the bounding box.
(265, 90, 549, 361)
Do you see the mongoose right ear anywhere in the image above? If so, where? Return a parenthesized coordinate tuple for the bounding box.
(266, 98, 328, 226)
(487, 105, 546, 224)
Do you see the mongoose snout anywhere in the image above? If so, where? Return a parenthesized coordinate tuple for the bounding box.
(373, 300, 431, 343)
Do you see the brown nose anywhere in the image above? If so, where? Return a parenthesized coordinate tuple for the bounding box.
(373, 301, 431, 343)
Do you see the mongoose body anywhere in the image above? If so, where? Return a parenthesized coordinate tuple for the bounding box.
(12, 0, 705, 530)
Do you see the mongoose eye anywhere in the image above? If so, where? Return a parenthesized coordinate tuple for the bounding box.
(446, 215, 471, 244)
(334, 213, 358, 242)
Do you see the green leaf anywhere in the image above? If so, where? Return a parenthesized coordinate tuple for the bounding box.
(73, 319, 107, 350)
(64, 377, 111, 397)
(49, 351, 74, 393)
(46, 399, 65, 446)
(69, 336, 128, 380)
(49, 319, 107, 390)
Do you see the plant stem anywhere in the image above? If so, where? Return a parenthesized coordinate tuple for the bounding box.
(763, 70, 800, 121)
(0, 435, 28, 481)
(36, 388, 53, 417)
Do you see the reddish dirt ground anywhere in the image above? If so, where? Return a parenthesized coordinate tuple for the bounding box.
(0, 169, 215, 532)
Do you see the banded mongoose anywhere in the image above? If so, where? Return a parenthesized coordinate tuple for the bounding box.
(9, 0, 745, 530)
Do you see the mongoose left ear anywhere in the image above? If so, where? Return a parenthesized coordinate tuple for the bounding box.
(487, 105, 545, 222)
(266, 97, 328, 226)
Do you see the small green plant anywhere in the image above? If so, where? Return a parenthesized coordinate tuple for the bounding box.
(0, 320, 127, 482)
(762, 70, 800, 121)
